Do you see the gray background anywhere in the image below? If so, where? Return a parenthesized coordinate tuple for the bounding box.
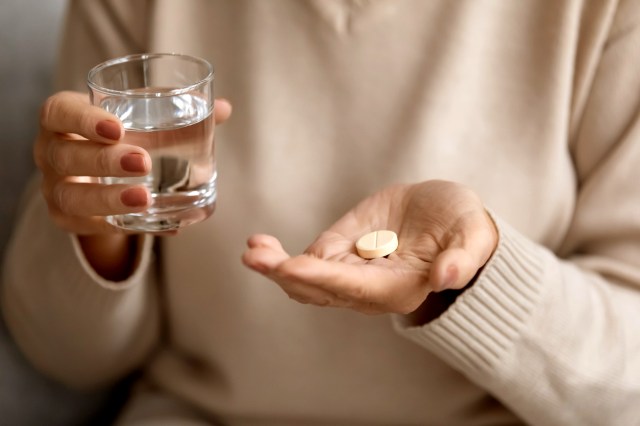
(0, 0, 64, 255)
(0, 1, 125, 424)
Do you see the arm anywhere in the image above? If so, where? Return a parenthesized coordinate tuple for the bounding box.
(394, 3, 640, 423)
(242, 1, 640, 423)
(1, 179, 159, 389)
(1, 0, 160, 389)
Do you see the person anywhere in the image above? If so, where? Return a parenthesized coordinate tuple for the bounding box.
(3, 0, 640, 424)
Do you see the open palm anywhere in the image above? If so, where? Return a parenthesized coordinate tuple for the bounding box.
(242, 180, 497, 314)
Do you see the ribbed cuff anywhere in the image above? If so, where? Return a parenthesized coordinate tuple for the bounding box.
(3, 191, 156, 325)
(70, 233, 155, 291)
(393, 214, 552, 377)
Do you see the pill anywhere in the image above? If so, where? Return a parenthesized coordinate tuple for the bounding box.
(355, 230, 398, 259)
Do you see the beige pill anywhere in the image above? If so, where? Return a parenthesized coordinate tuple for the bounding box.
(356, 230, 398, 259)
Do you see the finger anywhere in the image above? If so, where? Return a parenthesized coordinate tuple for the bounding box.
(430, 248, 477, 292)
(303, 231, 358, 261)
(243, 234, 289, 272)
(270, 257, 354, 307)
(51, 182, 150, 216)
(279, 280, 344, 307)
(275, 256, 428, 313)
(277, 256, 384, 300)
(40, 91, 123, 143)
(46, 137, 151, 177)
(214, 98, 232, 124)
(242, 245, 290, 274)
(246, 234, 285, 251)
(242, 242, 341, 306)
(430, 213, 498, 291)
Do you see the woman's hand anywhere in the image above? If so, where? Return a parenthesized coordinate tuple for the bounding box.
(33, 91, 232, 279)
(35, 91, 151, 235)
(34, 91, 232, 235)
(243, 180, 498, 315)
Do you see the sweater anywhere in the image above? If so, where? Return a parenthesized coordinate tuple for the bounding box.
(3, 0, 640, 424)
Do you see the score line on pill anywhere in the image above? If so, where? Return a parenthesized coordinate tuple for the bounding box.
(355, 230, 398, 259)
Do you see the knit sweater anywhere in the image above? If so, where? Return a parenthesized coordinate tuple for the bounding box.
(3, 0, 640, 424)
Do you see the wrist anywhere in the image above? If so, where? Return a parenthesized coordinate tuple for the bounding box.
(78, 234, 140, 281)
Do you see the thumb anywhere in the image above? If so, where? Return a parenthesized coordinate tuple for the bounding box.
(430, 214, 498, 291)
(430, 248, 480, 291)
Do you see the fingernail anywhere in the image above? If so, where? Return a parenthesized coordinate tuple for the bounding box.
(96, 120, 122, 140)
(121, 153, 147, 172)
(121, 188, 148, 207)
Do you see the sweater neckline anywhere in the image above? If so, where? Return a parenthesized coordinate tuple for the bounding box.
(307, 0, 397, 34)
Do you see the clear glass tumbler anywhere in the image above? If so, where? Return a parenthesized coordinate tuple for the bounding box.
(88, 53, 216, 232)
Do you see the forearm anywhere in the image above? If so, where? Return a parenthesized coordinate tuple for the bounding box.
(1, 180, 160, 389)
(394, 217, 640, 425)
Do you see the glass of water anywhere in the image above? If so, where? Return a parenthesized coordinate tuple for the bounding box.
(88, 53, 216, 232)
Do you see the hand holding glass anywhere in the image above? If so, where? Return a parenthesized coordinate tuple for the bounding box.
(88, 53, 216, 232)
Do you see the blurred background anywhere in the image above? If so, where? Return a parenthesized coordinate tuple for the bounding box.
(0, 0, 65, 256)
(0, 0, 126, 424)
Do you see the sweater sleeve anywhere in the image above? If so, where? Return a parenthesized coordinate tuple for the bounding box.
(393, 2, 640, 425)
(1, 0, 160, 390)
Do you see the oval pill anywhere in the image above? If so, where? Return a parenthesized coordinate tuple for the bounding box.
(355, 230, 398, 259)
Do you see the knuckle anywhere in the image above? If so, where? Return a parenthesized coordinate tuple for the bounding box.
(78, 107, 95, 136)
(48, 142, 73, 176)
(95, 146, 112, 175)
(99, 186, 120, 212)
(40, 92, 84, 133)
(53, 182, 71, 214)
(39, 95, 58, 129)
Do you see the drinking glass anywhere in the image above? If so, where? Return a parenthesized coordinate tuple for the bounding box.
(87, 53, 216, 232)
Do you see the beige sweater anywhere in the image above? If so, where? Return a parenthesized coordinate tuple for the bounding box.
(3, 0, 640, 424)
